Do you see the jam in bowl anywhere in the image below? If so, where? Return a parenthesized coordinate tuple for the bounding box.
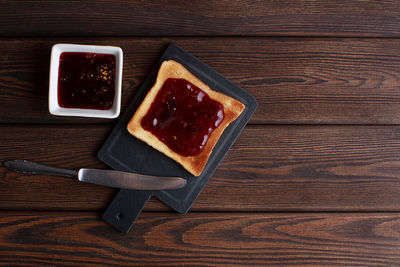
(49, 44, 123, 118)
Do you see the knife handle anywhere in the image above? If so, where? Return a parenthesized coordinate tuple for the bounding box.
(4, 160, 78, 178)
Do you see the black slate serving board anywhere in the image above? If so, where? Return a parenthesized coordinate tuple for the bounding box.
(98, 43, 258, 233)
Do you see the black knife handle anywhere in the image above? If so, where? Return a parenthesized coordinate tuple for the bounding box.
(102, 189, 152, 233)
(4, 160, 78, 178)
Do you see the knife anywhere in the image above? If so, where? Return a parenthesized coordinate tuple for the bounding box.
(4, 160, 186, 190)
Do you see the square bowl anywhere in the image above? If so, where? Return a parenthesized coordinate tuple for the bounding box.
(49, 43, 123, 119)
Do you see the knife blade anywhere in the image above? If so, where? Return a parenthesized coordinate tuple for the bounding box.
(4, 160, 186, 190)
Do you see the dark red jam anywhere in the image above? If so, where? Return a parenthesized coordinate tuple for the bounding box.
(57, 52, 116, 110)
(141, 78, 224, 157)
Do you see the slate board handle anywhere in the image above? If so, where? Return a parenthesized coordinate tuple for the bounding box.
(102, 189, 152, 233)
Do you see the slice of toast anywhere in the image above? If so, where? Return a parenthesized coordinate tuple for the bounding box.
(127, 60, 245, 176)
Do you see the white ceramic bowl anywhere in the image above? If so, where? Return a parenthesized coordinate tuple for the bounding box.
(49, 43, 123, 118)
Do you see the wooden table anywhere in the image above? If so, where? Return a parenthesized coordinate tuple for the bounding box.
(1, 1, 400, 265)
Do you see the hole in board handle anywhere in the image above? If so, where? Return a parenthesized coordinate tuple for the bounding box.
(116, 213, 123, 220)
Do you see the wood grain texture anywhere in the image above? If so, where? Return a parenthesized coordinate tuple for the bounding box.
(2, 37, 400, 124)
(1, 1, 400, 37)
(3, 1, 400, 263)
(2, 125, 400, 211)
(1, 211, 400, 266)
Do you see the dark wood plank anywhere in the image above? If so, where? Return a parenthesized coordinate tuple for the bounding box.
(1, 211, 399, 266)
(2, 37, 400, 124)
(1, 1, 400, 37)
(2, 125, 400, 211)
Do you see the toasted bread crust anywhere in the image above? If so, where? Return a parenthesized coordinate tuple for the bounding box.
(127, 60, 245, 176)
